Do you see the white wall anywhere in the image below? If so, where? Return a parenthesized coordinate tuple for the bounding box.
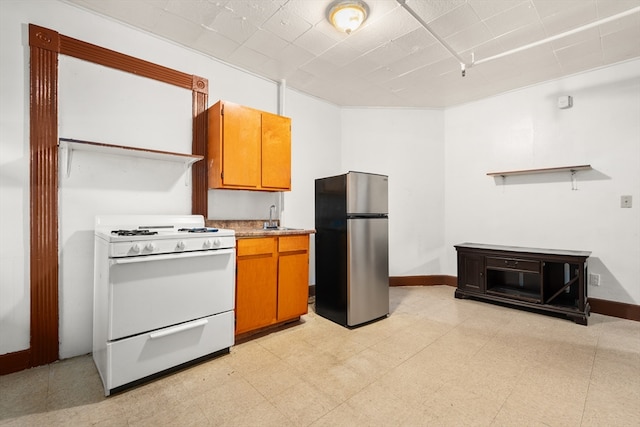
(444, 59, 640, 305)
(341, 108, 445, 277)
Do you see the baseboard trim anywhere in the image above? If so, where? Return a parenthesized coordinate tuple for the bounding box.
(389, 275, 457, 287)
(0, 349, 31, 376)
(390, 276, 639, 322)
(589, 297, 640, 322)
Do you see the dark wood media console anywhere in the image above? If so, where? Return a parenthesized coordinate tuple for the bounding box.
(455, 243, 591, 325)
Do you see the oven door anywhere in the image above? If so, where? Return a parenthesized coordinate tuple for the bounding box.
(107, 248, 235, 341)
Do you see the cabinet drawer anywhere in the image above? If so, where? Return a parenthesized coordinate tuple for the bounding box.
(237, 238, 276, 256)
(279, 235, 309, 253)
(486, 257, 540, 272)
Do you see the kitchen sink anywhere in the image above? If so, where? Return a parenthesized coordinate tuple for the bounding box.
(262, 227, 302, 231)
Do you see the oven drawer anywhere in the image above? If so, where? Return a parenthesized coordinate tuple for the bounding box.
(107, 249, 235, 341)
(486, 256, 540, 272)
(101, 311, 234, 395)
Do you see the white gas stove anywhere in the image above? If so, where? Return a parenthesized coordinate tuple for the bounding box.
(93, 215, 235, 395)
(95, 215, 235, 257)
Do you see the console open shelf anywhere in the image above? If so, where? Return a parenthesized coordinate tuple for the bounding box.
(455, 243, 591, 325)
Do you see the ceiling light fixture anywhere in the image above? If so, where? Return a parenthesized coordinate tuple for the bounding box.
(327, 1, 369, 34)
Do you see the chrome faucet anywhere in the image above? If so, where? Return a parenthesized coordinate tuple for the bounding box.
(266, 204, 277, 229)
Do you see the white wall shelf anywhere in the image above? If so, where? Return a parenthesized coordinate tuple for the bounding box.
(59, 138, 203, 185)
(486, 165, 592, 177)
(487, 165, 591, 190)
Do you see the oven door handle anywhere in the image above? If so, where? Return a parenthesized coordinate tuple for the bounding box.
(148, 318, 209, 339)
(110, 248, 235, 265)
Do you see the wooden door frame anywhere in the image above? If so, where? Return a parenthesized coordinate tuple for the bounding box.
(0, 24, 208, 374)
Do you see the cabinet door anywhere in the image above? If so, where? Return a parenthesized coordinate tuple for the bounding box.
(277, 235, 309, 321)
(221, 102, 261, 188)
(261, 111, 291, 190)
(458, 252, 484, 293)
(235, 238, 277, 334)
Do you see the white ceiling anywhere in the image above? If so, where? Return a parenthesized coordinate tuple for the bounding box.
(63, 0, 640, 108)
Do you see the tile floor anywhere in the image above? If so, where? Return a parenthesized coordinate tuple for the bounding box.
(1, 286, 639, 426)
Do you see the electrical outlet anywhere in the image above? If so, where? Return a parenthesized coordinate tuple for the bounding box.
(621, 195, 632, 208)
(589, 273, 600, 286)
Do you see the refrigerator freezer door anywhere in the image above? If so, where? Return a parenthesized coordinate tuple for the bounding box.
(347, 217, 389, 326)
(347, 172, 388, 215)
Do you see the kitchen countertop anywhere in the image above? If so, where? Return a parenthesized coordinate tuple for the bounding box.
(205, 219, 315, 238)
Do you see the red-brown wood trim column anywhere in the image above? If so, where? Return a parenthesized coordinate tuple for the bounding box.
(192, 76, 209, 217)
(0, 24, 210, 375)
(28, 24, 60, 366)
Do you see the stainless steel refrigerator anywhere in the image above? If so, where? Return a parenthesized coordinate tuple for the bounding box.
(315, 171, 389, 327)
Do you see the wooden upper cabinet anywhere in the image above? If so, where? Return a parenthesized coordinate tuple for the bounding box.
(261, 111, 291, 190)
(208, 100, 291, 191)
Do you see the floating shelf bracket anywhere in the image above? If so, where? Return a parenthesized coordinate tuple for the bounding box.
(59, 138, 204, 186)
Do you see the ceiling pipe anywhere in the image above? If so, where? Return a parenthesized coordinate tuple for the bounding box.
(474, 5, 640, 66)
(396, 0, 471, 75)
(396, 0, 640, 76)
(278, 78, 286, 116)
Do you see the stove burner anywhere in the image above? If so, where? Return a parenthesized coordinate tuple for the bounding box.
(111, 229, 158, 236)
(178, 228, 218, 233)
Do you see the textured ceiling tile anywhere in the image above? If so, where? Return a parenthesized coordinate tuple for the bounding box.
(554, 37, 602, 65)
(540, 1, 598, 35)
(533, 0, 595, 19)
(262, 7, 313, 43)
(152, 8, 204, 46)
(244, 29, 289, 58)
(228, 44, 270, 70)
(596, 0, 640, 17)
(598, 12, 640, 36)
(360, 41, 413, 67)
(393, 28, 438, 52)
(493, 22, 547, 52)
(445, 21, 493, 52)
(205, 8, 259, 44)
(469, 0, 529, 20)
(427, 3, 481, 39)
(273, 43, 315, 70)
(601, 26, 640, 62)
(319, 43, 364, 67)
(483, 1, 540, 38)
(392, 45, 451, 76)
(192, 30, 240, 59)
(293, 27, 339, 56)
(404, 0, 467, 23)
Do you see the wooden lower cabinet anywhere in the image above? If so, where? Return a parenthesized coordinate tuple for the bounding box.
(277, 235, 310, 322)
(235, 235, 309, 335)
(235, 237, 277, 335)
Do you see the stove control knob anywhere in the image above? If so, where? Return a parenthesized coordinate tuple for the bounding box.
(203, 239, 212, 248)
(213, 238, 221, 247)
(176, 241, 186, 250)
(145, 242, 156, 252)
(131, 243, 141, 254)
